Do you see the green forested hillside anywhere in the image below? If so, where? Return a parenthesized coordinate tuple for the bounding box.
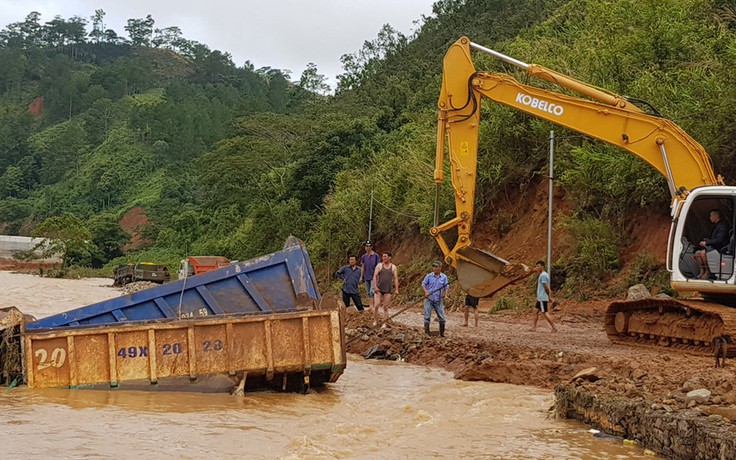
(2, 0, 736, 290)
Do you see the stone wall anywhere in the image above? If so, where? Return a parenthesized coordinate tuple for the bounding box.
(555, 385, 736, 459)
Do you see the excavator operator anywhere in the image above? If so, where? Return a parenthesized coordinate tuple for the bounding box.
(694, 209, 729, 279)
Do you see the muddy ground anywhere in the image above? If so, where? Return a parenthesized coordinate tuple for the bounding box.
(344, 298, 736, 457)
(0, 257, 59, 271)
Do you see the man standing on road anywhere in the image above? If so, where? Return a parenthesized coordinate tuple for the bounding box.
(462, 293, 479, 327)
(422, 261, 449, 337)
(373, 251, 399, 328)
(360, 241, 380, 311)
(335, 255, 364, 312)
(529, 260, 558, 332)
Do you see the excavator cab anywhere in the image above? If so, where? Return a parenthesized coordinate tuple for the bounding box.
(671, 188, 736, 291)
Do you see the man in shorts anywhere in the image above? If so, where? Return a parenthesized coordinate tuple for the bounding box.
(462, 293, 479, 327)
(529, 260, 557, 332)
(373, 251, 399, 328)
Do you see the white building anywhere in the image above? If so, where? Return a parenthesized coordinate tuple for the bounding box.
(0, 235, 59, 261)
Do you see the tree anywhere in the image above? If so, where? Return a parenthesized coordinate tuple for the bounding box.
(0, 197, 31, 223)
(17, 156, 38, 191)
(81, 97, 116, 143)
(192, 48, 236, 84)
(152, 26, 183, 50)
(89, 9, 106, 44)
(125, 15, 155, 46)
(0, 107, 34, 172)
(66, 16, 88, 49)
(266, 68, 290, 112)
(0, 12, 43, 48)
(88, 213, 130, 263)
(95, 168, 123, 209)
(298, 63, 330, 95)
(103, 29, 124, 44)
(290, 119, 378, 210)
(337, 24, 407, 91)
(28, 119, 88, 184)
(42, 15, 87, 57)
(42, 16, 67, 48)
(32, 214, 97, 267)
(20, 12, 43, 47)
(0, 47, 27, 95)
(0, 166, 23, 198)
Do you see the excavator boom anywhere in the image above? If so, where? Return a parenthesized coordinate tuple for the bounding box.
(431, 36, 722, 297)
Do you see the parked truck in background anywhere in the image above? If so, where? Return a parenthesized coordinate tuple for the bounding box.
(178, 256, 231, 280)
(113, 262, 171, 287)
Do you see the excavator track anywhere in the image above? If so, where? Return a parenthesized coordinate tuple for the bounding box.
(605, 297, 736, 356)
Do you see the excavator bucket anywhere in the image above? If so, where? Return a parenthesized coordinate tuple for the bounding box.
(455, 246, 530, 297)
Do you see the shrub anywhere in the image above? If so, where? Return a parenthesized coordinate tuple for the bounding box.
(624, 253, 674, 296)
(559, 215, 620, 283)
(489, 295, 526, 314)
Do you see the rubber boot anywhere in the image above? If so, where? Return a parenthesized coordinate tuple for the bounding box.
(424, 323, 430, 336)
(439, 322, 445, 337)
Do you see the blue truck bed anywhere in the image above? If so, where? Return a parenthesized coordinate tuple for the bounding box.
(26, 237, 321, 330)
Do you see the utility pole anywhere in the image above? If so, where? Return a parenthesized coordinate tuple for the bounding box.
(548, 131, 555, 276)
(368, 190, 374, 242)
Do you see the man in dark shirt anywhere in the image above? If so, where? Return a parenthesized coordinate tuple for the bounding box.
(695, 209, 730, 279)
(336, 255, 364, 311)
(360, 241, 380, 310)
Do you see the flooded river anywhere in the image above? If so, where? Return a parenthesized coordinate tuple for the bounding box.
(2, 357, 656, 459)
(1, 273, 656, 458)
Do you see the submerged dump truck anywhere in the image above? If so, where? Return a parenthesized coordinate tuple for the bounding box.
(2, 237, 346, 392)
(113, 262, 171, 287)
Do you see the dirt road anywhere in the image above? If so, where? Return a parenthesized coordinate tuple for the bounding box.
(345, 300, 736, 432)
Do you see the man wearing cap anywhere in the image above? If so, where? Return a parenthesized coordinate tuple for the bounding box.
(360, 241, 380, 311)
(422, 261, 450, 337)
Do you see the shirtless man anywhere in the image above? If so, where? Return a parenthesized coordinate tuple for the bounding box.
(372, 251, 399, 328)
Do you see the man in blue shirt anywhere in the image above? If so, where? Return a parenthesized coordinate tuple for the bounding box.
(422, 261, 449, 337)
(529, 260, 557, 332)
(336, 255, 364, 311)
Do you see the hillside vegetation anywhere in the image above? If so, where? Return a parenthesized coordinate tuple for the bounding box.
(2, 0, 736, 294)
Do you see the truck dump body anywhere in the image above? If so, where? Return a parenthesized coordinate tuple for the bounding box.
(6, 237, 346, 391)
(23, 309, 345, 390)
(27, 238, 320, 330)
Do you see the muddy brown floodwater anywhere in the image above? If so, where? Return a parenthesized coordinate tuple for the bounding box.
(1, 272, 657, 459)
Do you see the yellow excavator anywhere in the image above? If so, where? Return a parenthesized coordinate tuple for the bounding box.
(431, 36, 736, 352)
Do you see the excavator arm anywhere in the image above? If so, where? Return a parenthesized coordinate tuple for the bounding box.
(431, 36, 722, 297)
